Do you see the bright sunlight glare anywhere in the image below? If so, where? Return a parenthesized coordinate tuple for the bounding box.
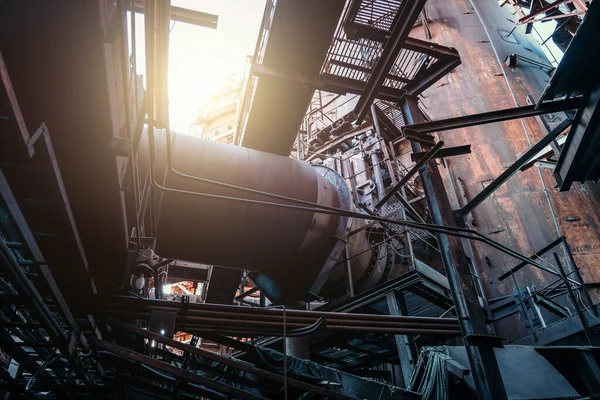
(130, 0, 266, 133)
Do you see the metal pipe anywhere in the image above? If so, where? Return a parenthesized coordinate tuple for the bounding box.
(95, 296, 459, 325)
(176, 324, 461, 336)
(149, 133, 351, 298)
(103, 308, 458, 330)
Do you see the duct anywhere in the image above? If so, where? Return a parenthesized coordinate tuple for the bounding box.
(150, 132, 355, 300)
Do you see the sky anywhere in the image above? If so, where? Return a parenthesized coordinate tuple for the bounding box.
(130, 0, 267, 132)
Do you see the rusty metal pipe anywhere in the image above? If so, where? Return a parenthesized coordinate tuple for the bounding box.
(103, 307, 457, 329)
(148, 132, 353, 299)
(95, 297, 458, 325)
(102, 307, 457, 330)
(177, 324, 461, 336)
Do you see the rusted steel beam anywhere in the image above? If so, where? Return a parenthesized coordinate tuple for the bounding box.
(404, 97, 581, 135)
(498, 237, 564, 281)
(411, 145, 471, 162)
(375, 141, 444, 209)
(518, 0, 575, 24)
(131, 0, 218, 28)
(460, 118, 572, 215)
(403, 56, 461, 97)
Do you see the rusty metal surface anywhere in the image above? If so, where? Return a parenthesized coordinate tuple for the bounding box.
(411, 0, 600, 338)
(153, 133, 350, 299)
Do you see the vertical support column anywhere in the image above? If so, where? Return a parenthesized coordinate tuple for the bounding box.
(345, 246, 355, 297)
(284, 301, 310, 360)
(400, 95, 507, 400)
(286, 336, 311, 360)
(370, 150, 386, 198)
(386, 291, 415, 388)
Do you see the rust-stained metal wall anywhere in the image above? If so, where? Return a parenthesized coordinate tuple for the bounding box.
(410, 0, 600, 338)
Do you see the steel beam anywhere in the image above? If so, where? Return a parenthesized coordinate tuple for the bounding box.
(460, 118, 572, 215)
(131, 0, 218, 28)
(401, 95, 508, 400)
(518, 0, 572, 23)
(498, 237, 564, 281)
(411, 145, 471, 162)
(343, 22, 460, 60)
(403, 97, 581, 135)
(320, 73, 408, 102)
(554, 90, 600, 190)
(375, 141, 444, 209)
(403, 57, 461, 98)
(329, 60, 411, 84)
(352, 0, 428, 121)
(386, 292, 415, 388)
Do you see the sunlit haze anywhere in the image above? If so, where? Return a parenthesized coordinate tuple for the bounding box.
(131, 0, 266, 133)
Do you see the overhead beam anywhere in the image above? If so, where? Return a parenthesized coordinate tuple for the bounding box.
(329, 59, 411, 84)
(375, 141, 444, 209)
(404, 97, 581, 135)
(253, 64, 410, 103)
(343, 21, 460, 60)
(497, 237, 564, 281)
(352, 0, 428, 121)
(131, 1, 218, 29)
(403, 57, 461, 97)
(518, 0, 578, 23)
(320, 74, 408, 102)
(373, 104, 436, 146)
(411, 145, 471, 162)
(460, 118, 572, 215)
(554, 90, 600, 190)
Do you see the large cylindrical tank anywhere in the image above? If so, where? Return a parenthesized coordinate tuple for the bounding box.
(152, 133, 356, 299)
